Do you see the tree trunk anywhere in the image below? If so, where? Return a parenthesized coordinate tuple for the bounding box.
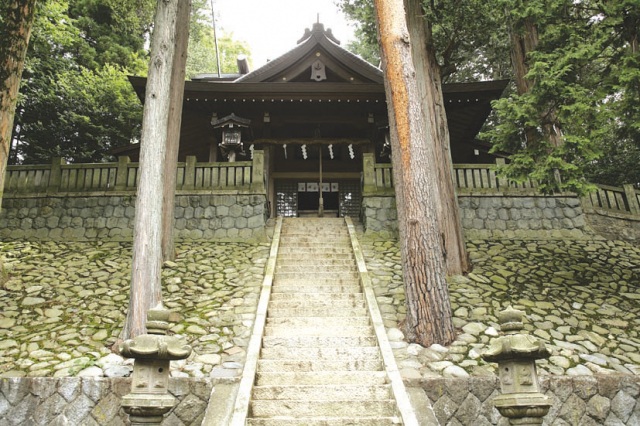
(373, 0, 455, 346)
(404, 0, 470, 276)
(161, 0, 191, 262)
(120, 0, 180, 340)
(0, 0, 37, 204)
(508, 14, 564, 152)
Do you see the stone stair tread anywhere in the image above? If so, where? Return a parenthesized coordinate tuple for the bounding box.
(259, 346, 381, 359)
(250, 399, 399, 418)
(267, 307, 369, 317)
(267, 299, 366, 309)
(257, 359, 383, 372)
(264, 325, 374, 337)
(256, 371, 389, 386)
(251, 384, 393, 400)
(270, 293, 363, 300)
(266, 316, 371, 326)
(262, 336, 377, 347)
(271, 285, 362, 293)
(247, 417, 402, 426)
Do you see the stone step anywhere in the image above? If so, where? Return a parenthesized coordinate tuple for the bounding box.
(267, 306, 368, 318)
(277, 248, 354, 255)
(275, 258, 356, 266)
(247, 417, 402, 426)
(270, 293, 363, 301)
(256, 371, 389, 386)
(259, 346, 381, 360)
(264, 325, 374, 337)
(266, 316, 370, 327)
(252, 384, 393, 401)
(271, 284, 362, 294)
(250, 399, 399, 418)
(262, 335, 377, 348)
(267, 298, 365, 309)
(275, 265, 358, 273)
(273, 272, 360, 281)
(269, 293, 364, 309)
(257, 358, 383, 372)
(277, 253, 355, 261)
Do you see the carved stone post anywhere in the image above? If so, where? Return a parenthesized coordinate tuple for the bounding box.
(482, 306, 551, 425)
(120, 304, 192, 425)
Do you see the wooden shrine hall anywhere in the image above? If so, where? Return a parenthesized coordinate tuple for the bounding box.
(124, 22, 508, 218)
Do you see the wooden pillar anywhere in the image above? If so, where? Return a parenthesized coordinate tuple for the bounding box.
(496, 158, 508, 190)
(48, 157, 65, 193)
(362, 152, 376, 193)
(184, 156, 197, 190)
(115, 156, 131, 191)
(251, 150, 265, 192)
(624, 184, 640, 215)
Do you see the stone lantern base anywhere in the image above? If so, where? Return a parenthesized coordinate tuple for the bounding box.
(494, 392, 551, 425)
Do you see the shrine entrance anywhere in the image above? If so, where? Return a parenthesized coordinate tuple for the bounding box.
(271, 142, 363, 218)
(274, 179, 361, 218)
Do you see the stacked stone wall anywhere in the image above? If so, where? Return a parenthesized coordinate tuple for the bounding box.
(0, 377, 216, 425)
(362, 195, 589, 238)
(0, 194, 267, 241)
(1, 376, 638, 425)
(584, 207, 640, 243)
(419, 375, 640, 425)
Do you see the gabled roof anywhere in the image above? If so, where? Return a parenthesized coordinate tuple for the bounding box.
(234, 22, 383, 84)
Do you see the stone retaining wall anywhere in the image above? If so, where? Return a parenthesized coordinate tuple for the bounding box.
(362, 194, 589, 239)
(0, 377, 217, 426)
(419, 375, 640, 425)
(2, 376, 638, 425)
(583, 207, 640, 243)
(0, 193, 267, 241)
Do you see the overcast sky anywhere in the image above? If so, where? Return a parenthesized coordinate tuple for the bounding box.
(212, 0, 356, 68)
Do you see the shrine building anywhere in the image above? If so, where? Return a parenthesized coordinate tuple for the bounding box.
(122, 22, 507, 219)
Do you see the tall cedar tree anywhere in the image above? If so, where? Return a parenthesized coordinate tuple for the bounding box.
(373, 0, 456, 346)
(0, 0, 37, 199)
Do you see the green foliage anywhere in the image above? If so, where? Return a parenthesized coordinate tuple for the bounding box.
(12, 0, 154, 164)
(337, 0, 512, 81)
(486, 0, 640, 193)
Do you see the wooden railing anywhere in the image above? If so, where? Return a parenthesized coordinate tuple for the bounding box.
(363, 154, 537, 193)
(3, 151, 265, 194)
(583, 183, 640, 216)
(361, 153, 640, 217)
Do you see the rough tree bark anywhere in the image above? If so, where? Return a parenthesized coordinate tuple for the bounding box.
(0, 0, 37, 204)
(508, 14, 564, 150)
(404, 0, 470, 275)
(373, 0, 456, 346)
(161, 0, 191, 262)
(120, 0, 181, 340)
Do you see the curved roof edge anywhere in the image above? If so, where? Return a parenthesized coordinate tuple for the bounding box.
(235, 22, 383, 84)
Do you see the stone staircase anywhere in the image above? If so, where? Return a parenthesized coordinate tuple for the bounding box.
(246, 217, 404, 425)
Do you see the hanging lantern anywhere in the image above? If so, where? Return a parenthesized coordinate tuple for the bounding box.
(211, 113, 251, 162)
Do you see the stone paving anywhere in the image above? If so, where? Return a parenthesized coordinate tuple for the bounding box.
(0, 240, 269, 379)
(361, 238, 640, 380)
(1, 235, 639, 382)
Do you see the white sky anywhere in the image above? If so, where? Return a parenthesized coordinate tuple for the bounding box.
(212, 0, 356, 69)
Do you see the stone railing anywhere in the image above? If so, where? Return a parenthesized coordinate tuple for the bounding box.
(3, 151, 266, 195)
